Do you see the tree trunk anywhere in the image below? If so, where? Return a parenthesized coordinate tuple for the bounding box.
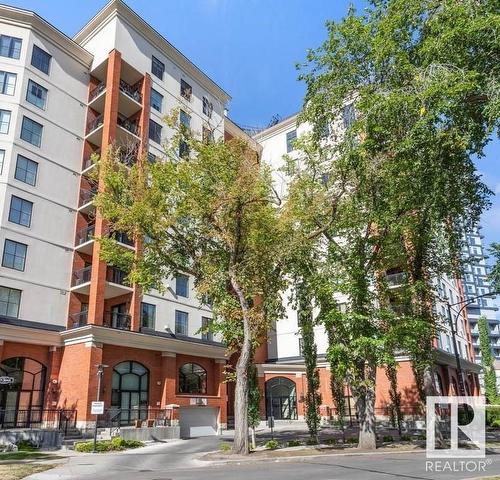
(356, 362, 377, 450)
(230, 271, 252, 455)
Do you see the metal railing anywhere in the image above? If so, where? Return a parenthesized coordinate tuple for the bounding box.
(106, 266, 128, 286)
(117, 117, 140, 136)
(386, 272, 407, 287)
(89, 82, 105, 102)
(103, 311, 131, 330)
(119, 79, 142, 103)
(75, 224, 95, 245)
(70, 311, 88, 328)
(98, 407, 169, 428)
(86, 114, 104, 134)
(72, 266, 92, 286)
(0, 409, 77, 434)
(112, 231, 134, 247)
(79, 188, 97, 207)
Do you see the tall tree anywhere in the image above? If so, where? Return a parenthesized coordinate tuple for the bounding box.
(247, 362, 261, 450)
(478, 316, 498, 404)
(95, 118, 287, 455)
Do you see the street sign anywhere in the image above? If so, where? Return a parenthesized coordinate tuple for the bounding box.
(0, 376, 14, 385)
(91, 401, 104, 415)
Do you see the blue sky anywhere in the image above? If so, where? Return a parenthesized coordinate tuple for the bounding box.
(7, 0, 499, 251)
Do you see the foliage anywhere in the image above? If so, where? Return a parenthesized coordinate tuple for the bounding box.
(386, 363, 403, 435)
(264, 440, 280, 450)
(287, 440, 302, 447)
(95, 118, 288, 456)
(479, 316, 498, 404)
(219, 442, 232, 452)
(15, 440, 37, 452)
(400, 434, 412, 442)
(489, 243, 500, 292)
(74, 437, 143, 452)
(248, 363, 261, 435)
(486, 406, 500, 426)
(291, 0, 498, 449)
(382, 435, 394, 443)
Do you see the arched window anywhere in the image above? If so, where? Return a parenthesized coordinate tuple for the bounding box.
(111, 361, 149, 425)
(179, 363, 207, 394)
(265, 377, 297, 420)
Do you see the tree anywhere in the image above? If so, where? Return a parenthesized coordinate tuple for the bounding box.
(248, 363, 261, 450)
(94, 116, 287, 455)
(294, 0, 497, 448)
(490, 243, 500, 291)
(478, 316, 498, 404)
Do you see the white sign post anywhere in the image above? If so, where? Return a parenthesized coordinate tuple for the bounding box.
(91, 401, 105, 415)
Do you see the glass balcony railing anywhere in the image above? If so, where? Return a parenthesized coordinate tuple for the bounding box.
(72, 266, 92, 286)
(386, 272, 407, 287)
(104, 311, 131, 330)
(89, 82, 105, 102)
(119, 79, 142, 103)
(106, 266, 129, 286)
(117, 117, 140, 136)
(70, 311, 88, 328)
(79, 188, 97, 207)
(112, 231, 134, 247)
(86, 115, 104, 134)
(75, 224, 95, 245)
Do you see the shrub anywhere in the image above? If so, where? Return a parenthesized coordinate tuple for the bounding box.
(287, 440, 302, 447)
(491, 419, 500, 429)
(16, 440, 38, 451)
(486, 406, 500, 426)
(306, 439, 318, 445)
(400, 434, 412, 442)
(264, 440, 280, 450)
(325, 438, 339, 445)
(74, 437, 144, 453)
(346, 437, 358, 444)
(382, 435, 394, 443)
(219, 442, 231, 452)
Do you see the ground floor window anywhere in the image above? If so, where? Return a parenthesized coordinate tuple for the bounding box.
(265, 377, 297, 420)
(0, 357, 46, 427)
(111, 361, 149, 425)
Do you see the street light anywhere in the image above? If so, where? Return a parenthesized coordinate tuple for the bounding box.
(92, 363, 109, 453)
(445, 291, 499, 397)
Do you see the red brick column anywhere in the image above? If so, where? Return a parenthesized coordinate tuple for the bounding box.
(215, 359, 227, 429)
(0, 340, 3, 361)
(45, 346, 62, 408)
(88, 50, 122, 326)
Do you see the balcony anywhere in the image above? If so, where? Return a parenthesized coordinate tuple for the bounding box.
(78, 188, 96, 214)
(75, 224, 95, 255)
(111, 231, 134, 248)
(118, 79, 142, 118)
(86, 115, 104, 146)
(70, 311, 88, 328)
(117, 117, 140, 139)
(70, 265, 132, 299)
(103, 311, 131, 331)
(119, 80, 142, 103)
(89, 82, 105, 102)
(386, 272, 407, 288)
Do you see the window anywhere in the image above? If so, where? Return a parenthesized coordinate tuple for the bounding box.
(0, 71, 16, 95)
(140, 302, 156, 329)
(298, 337, 304, 356)
(20, 117, 43, 147)
(180, 79, 192, 101)
(0, 110, 11, 134)
(9, 196, 33, 227)
(2, 239, 27, 271)
(202, 96, 213, 118)
(31, 45, 51, 74)
(0, 35, 22, 59)
(149, 119, 162, 144)
(15, 155, 38, 186)
(151, 56, 164, 80)
(147, 152, 156, 164)
(342, 102, 356, 128)
(0, 150, 4, 174)
(150, 89, 163, 112)
(175, 310, 188, 335)
(286, 129, 297, 153)
(180, 110, 191, 129)
(201, 317, 213, 342)
(175, 274, 189, 297)
(202, 126, 214, 144)
(179, 363, 207, 394)
(0, 286, 21, 318)
(26, 80, 47, 109)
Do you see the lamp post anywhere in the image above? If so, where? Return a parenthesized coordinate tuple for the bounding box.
(92, 363, 108, 453)
(445, 291, 499, 397)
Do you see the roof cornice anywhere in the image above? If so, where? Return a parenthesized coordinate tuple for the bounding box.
(0, 4, 93, 67)
(225, 117, 262, 153)
(74, 0, 230, 103)
(253, 113, 299, 142)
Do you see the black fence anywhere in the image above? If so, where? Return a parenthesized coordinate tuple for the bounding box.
(97, 407, 171, 429)
(0, 409, 77, 434)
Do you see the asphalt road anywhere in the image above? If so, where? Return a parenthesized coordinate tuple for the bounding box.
(27, 437, 500, 480)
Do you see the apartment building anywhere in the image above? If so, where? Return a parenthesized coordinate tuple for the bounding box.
(0, 1, 229, 436)
(462, 228, 500, 384)
(252, 114, 480, 421)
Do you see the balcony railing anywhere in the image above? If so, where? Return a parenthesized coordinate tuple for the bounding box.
(117, 117, 140, 136)
(70, 311, 88, 328)
(386, 272, 407, 287)
(106, 266, 129, 286)
(79, 188, 97, 207)
(103, 311, 131, 330)
(87, 115, 104, 134)
(75, 224, 95, 245)
(89, 82, 105, 102)
(112, 231, 134, 247)
(72, 266, 92, 287)
(119, 79, 142, 103)
(83, 150, 101, 170)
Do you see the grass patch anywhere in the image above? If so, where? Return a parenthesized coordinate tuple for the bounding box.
(219, 442, 231, 452)
(0, 451, 58, 462)
(74, 436, 144, 453)
(0, 463, 55, 480)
